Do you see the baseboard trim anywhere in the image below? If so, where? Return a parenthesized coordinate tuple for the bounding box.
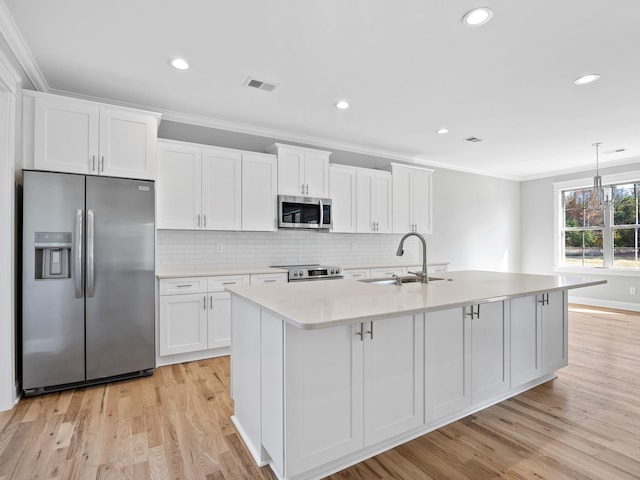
(568, 296, 640, 312)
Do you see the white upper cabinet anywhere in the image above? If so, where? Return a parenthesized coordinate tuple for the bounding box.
(329, 164, 357, 233)
(28, 91, 159, 179)
(356, 168, 392, 233)
(267, 143, 330, 197)
(201, 146, 242, 230)
(242, 153, 278, 231)
(392, 163, 433, 234)
(156, 139, 277, 231)
(157, 141, 202, 229)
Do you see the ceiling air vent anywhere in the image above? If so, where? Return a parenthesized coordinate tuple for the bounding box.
(604, 148, 627, 154)
(464, 136, 483, 143)
(245, 77, 278, 92)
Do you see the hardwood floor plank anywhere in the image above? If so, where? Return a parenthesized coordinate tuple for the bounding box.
(1, 305, 639, 479)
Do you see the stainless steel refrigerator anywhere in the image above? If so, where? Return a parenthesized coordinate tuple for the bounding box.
(22, 170, 155, 396)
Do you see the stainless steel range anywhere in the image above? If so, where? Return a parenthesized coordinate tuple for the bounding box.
(272, 264, 344, 282)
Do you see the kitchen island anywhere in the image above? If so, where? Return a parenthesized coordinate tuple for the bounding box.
(227, 271, 605, 480)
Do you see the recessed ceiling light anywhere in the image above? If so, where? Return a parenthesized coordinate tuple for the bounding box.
(334, 100, 350, 110)
(574, 73, 600, 85)
(462, 7, 494, 27)
(436, 128, 449, 134)
(170, 58, 189, 70)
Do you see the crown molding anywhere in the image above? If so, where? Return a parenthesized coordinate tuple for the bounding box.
(0, 0, 48, 91)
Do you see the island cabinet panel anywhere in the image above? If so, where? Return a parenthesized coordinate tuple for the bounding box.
(541, 290, 568, 374)
(363, 315, 424, 445)
(511, 295, 542, 387)
(470, 301, 511, 404)
(425, 308, 472, 423)
(282, 322, 365, 477)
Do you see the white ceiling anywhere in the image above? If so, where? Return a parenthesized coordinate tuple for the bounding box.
(2, 0, 640, 180)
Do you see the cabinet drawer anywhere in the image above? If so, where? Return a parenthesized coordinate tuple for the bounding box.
(208, 275, 250, 292)
(159, 277, 207, 295)
(250, 273, 287, 285)
(343, 269, 370, 280)
(370, 267, 405, 278)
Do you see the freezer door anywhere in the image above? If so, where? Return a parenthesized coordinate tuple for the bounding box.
(85, 176, 155, 380)
(22, 171, 86, 389)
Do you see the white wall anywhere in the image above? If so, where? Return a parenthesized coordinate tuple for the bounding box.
(521, 161, 640, 310)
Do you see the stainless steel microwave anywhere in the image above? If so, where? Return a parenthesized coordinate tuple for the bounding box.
(278, 195, 332, 230)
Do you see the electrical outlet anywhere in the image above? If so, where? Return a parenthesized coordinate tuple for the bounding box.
(630, 286, 637, 295)
(351, 243, 356, 251)
(216, 243, 223, 253)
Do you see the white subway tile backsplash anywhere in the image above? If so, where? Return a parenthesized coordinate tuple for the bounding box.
(157, 230, 422, 272)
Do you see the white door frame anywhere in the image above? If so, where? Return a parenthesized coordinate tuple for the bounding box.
(0, 49, 20, 412)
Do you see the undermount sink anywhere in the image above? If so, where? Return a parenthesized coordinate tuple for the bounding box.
(359, 276, 448, 285)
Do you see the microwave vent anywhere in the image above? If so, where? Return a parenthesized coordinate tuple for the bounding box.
(245, 77, 278, 92)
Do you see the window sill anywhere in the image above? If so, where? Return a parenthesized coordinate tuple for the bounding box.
(554, 266, 640, 277)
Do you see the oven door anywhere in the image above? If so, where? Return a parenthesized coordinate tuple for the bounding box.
(278, 196, 332, 229)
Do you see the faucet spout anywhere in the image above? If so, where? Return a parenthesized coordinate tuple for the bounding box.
(396, 232, 429, 283)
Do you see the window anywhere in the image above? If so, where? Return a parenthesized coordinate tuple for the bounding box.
(557, 175, 640, 271)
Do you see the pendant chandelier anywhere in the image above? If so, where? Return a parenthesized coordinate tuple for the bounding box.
(591, 142, 606, 208)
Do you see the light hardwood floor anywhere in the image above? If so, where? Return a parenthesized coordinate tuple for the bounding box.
(1, 306, 639, 479)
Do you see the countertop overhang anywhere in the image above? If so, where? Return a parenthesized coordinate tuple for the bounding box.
(226, 270, 606, 329)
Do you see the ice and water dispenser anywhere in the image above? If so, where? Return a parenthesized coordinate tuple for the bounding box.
(34, 232, 72, 279)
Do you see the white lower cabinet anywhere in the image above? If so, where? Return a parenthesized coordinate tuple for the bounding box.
(159, 275, 250, 359)
(342, 268, 370, 280)
(540, 290, 567, 374)
(370, 267, 405, 278)
(264, 313, 424, 478)
(425, 308, 471, 423)
(470, 301, 510, 404)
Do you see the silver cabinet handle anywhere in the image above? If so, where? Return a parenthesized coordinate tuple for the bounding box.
(197, 214, 201, 228)
(367, 321, 374, 340)
(222, 281, 237, 285)
(176, 284, 193, 288)
(466, 304, 480, 319)
(210, 295, 213, 309)
(203, 214, 207, 228)
(264, 279, 277, 283)
(74, 209, 83, 298)
(91, 155, 96, 172)
(86, 209, 95, 297)
(356, 322, 365, 341)
(319, 198, 324, 227)
(538, 293, 549, 305)
(203, 296, 207, 310)
(100, 156, 104, 173)
(301, 184, 305, 195)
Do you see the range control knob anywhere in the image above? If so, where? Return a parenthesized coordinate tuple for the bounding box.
(336, 268, 340, 274)
(298, 270, 304, 277)
(293, 271, 299, 277)
(330, 269, 335, 274)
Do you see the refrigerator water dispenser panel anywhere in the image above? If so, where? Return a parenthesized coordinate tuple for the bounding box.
(34, 231, 71, 279)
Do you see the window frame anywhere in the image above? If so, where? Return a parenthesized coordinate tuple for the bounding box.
(554, 171, 640, 276)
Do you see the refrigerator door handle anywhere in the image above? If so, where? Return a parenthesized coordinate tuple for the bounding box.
(74, 209, 84, 298)
(87, 209, 95, 297)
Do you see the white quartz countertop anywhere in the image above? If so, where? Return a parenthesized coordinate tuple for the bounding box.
(226, 270, 606, 330)
(156, 267, 288, 279)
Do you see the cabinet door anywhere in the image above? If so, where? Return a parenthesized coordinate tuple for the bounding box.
(541, 290, 568, 373)
(356, 170, 375, 232)
(371, 173, 393, 233)
(284, 323, 364, 477)
(277, 147, 305, 196)
(411, 168, 432, 234)
(201, 147, 242, 230)
(208, 292, 232, 349)
(242, 153, 277, 231)
(425, 308, 471, 422)
(34, 96, 99, 174)
(363, 315, 424, 445)
(511, 295, 542, 387)
(157, 142, 202, 229)
(303, 150, 330, 197)
(392, 165, 412, 233)
(159, 294, 208, 355)
(470, 301, 510, 403)
(330, 165, 357, 233)
(98, 108, 157, 180)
